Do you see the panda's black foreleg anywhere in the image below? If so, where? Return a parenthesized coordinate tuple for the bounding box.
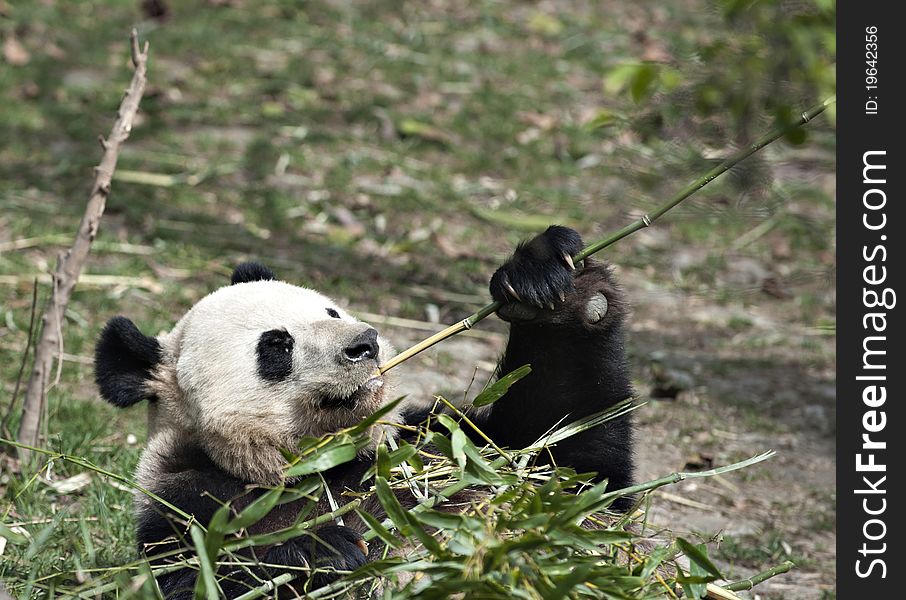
(471, 226, 636, 503)
(140, 465, 370, 598)
(262, 524, 370, 591)
(151, 524, 368, 598)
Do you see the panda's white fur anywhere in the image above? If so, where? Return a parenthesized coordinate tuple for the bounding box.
(138, 279, 399, 490)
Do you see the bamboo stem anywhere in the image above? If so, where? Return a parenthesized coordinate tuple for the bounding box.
(724, 560, 795, 592)
(378, 97, 834, 373)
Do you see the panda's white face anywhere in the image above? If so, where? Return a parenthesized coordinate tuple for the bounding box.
(145, 279, 396, 483)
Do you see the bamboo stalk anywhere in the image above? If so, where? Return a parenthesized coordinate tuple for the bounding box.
(724, 560, 795, 591)
(378, 97, 834, 374)
(705, 583, 746, 600)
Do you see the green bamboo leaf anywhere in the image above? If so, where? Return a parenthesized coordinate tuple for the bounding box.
(461, 442, 506, 484)
(434, 413, 459, 433)
(388, 440, 419, 469)
(603, 63, 640, 95)
(428, 431, 454, 460)
(204, 503, 229, 560)
(543, 565, 594, 600)
(356, 509, 404, 549)
(473, 364, 531, 407)
(375, 476, 443, 555)
(586, 108, 625, 130)
(376, 442, 391, 479)
(451, 428, 468, 470)
(676, 537, 722, 578)
(637, 544, 675, 580)
(224, 486, 284, 534)
(347, 397, 405, 435)
(468, 206, 568, 232)
(417, 509, 465, 530)
(284, 442, 358, 477)
(374, 476, 411, 534)
(190, 525, 220, 600)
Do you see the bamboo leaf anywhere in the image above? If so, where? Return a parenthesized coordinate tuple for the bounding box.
(472, 364, 532, 407)
(376, 442, 391, 479)
(224, 486, 284, 534)
(284, 442, 358, 477)
(677, 538, 723, 579)
(356, 509, 404, 550)
(204, 503, 229, 560)
(347, 397, 405, 435)
(190, 525, 220, 600)
(375, 476, 443, 555)
(374, 476, 411, 534)
(451, 429, 468, 470)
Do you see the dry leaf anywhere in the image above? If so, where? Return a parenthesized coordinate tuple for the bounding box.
(46, 472, 92, 494)
(3, 35, 30, 66)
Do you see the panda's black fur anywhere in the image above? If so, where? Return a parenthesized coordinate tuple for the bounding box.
(95, 226, 634, 598)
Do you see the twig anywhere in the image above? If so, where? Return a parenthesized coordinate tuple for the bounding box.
(14, 29, 150, 462)
(378, 96, 835, 374)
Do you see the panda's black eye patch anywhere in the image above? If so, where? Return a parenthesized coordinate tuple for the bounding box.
(257, 329, 294, 382)
(326, 308, 341, 319)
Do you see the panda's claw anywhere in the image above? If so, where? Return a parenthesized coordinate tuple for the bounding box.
(502, 275, 522, 302)
(562, 252, 575, 271)
(490, 225, 584, 318)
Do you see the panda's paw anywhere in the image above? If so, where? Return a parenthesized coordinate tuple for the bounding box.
(490, 225, 583, 318)
(269, 525, 369, 587)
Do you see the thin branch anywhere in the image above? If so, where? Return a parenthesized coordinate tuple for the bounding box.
(378, 96, 835, 373)
(15, 29, 150, 461)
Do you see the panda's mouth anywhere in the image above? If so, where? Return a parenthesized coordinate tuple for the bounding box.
(320, 375, 384, 411)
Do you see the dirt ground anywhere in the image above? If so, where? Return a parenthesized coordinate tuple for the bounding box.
(379, 265, 836, 599)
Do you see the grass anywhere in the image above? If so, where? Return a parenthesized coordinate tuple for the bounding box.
(1, 0, 834, 596)
(1, 396, 145, 583)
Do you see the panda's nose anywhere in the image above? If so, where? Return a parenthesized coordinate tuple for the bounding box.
(343, 328, 379, 363)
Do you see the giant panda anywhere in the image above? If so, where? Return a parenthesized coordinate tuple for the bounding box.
(94, 226, 634, 597)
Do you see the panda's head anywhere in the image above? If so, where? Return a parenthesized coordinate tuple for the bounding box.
(94, 262, 397, 484)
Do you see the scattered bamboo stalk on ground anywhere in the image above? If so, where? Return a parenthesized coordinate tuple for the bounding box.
(724, 560, 795, 591)
(14, 30, 150, 462)
(378, 96, 835, 374)
(0, 274, 164, 293)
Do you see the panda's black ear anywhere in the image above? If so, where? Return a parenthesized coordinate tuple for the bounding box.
(94, 317, 162, 408)
(231, 262, 277, 285)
